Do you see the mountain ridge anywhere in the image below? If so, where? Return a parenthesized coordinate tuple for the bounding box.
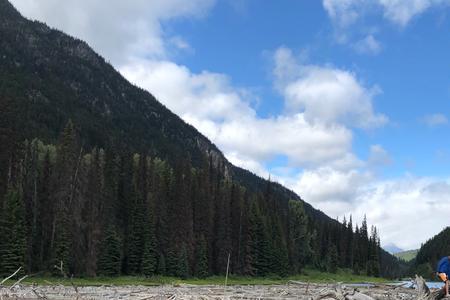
(0, 0, 403, 278)
(0, 0, 336, 222)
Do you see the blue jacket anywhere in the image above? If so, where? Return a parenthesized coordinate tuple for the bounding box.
(437, 257, 450, 275)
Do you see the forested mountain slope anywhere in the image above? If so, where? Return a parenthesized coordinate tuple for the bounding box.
(414, 227, 450, 278)
(0, 0, 403, 278)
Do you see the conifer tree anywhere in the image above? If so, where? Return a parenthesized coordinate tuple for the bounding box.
(97, 226, 122, 276)
(288, 200, 310, 274)
(141, 213, 158, 277)
(126, 199, 145, 274)
(272, 218, 289, 276)
(327, 243, 339, 274)
(346, 216, 354, 268)
(38, 149, 52, 269)
(253, 210, 272, 276)
(194, 235, 208, 278)
(177, 245, 189, 279)
(52, 120, 80, 275)
(0, 189, 26, 276)
(157, 254, 166, 275)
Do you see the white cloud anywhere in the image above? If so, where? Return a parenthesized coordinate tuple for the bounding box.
(294, 167, 372, 204)
(378, 0, 438, 27)
(10, 0, 215, 65)
(323, 0, 450, 27)
(352, 177, 450, 249)
(421, 113, 449, 127)
(274, 47, 387, 129)
(323, 0, 450, 56)
(282, 167, 450, 249)
(121, 59, 356, 170)
(353, 35, 382, 55)
(323, 0, 362, 27)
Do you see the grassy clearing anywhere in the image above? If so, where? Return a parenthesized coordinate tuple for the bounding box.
(3, 268, 390, 287)
(394, 250, 418, 262)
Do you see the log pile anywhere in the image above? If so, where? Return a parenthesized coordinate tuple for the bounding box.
(0, 275, 446, 300)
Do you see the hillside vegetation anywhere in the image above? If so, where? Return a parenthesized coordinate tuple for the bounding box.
(0, 0, 404, 279)
(413, 227, 450, 279)
(394, 250, 418, 262)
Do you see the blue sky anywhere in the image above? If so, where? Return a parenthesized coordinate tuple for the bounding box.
(166, 0, 450, 178)
(11, 0, 450, 250)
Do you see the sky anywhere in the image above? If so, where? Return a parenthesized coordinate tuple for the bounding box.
(10, 0, 450, 250)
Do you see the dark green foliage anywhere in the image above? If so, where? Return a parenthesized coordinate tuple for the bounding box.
(0, 133, 404, 278)
(327, 243, 339, 274)
(97, 226, 122, 276)
(177, 245, 189, 279)
(157, 254, 166, 275)
(126, 200, 145, 274)
(288, 200, 310, 274)
(271, 219, 289, 277)
(194, 235, 209, 278)
(51, 120, 79, 276)
(51, 215, 71, 276)
(415, 263, 433, 279)
(141, 215, 158, 277)
(165, 248, 179, 277)
(367, 226, 380, 277)
(0, 189, 26, 276)
(248, 200, 272, 276)
(414, 227, 450, 279)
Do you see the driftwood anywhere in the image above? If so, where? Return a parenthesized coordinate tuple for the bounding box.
(0, 267, 22, 285)
(0, 273, 448, 299)
(414, 275, 445, 300)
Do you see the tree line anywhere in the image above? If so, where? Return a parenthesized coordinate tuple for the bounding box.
(413, 227, 450, 279)
(0, 120, 400, 278)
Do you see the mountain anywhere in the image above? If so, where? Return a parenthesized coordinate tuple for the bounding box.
(384, 244, 404, 255)
(394, 250, 418, 262)
(0, 0, 326, 221)
(413, 227, 450, 278)
(0, 0, 404, 278)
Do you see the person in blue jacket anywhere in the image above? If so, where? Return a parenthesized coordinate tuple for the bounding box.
(437, 256, 450, 297)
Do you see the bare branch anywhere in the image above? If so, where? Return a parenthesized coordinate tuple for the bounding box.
(0, 267, 22, 285)
(9, 274, 28, 290)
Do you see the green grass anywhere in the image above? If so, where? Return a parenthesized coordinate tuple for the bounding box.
(3, 269, 390, 287)
(394, 249, 418, 262)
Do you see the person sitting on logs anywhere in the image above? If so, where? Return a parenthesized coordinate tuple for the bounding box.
(437, 256, 450, 297)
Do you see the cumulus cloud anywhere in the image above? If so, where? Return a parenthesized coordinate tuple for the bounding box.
(294, 167, 371, 204)
(121, 59, 357, 171)
(274, 47, 387, 128)
(352, 177, 450, 249)
(421, 113, 449, 127)
(10, 0, 215, 65)
(281, 167, 450, 249)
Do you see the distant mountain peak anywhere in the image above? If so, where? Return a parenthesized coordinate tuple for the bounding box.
(384, 243, 404, 254)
